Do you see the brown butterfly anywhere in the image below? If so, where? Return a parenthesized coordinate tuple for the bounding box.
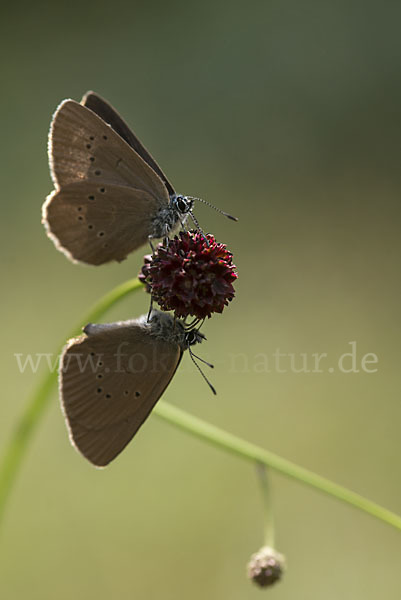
(43, 91, 236, 265)
(60, 310, 214, 467)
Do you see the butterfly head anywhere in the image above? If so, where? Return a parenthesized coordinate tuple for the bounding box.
(171, 194, 237, 244)
(145, 310, 215, 394)
(171, 194, 194, 216)
(184, 329, 206, 348)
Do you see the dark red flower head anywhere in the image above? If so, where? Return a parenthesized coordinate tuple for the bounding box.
(139, 231, 237, 320)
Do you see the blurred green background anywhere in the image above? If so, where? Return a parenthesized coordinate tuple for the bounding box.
(1, 1, 400, 598)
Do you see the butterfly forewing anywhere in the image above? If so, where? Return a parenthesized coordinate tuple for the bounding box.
(81, 91, 175, 196)
(49, 100, 169, 199)
(60, 321, 182, 466)
(43, 182, 159, 264)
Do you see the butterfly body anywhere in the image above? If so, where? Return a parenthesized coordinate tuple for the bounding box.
(150, 194, 193, 241)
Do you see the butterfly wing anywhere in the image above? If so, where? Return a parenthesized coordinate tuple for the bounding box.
(60, 320, 182, 467)
(81, 91, 175, 196)
(43, 182, 158, 264)
(44, 99, 170, 263)
(49, 99, 169, 197)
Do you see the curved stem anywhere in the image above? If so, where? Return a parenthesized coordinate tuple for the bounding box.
(0, 278, 143, 523)
(153, 402, 401, 532)
(1, 276, 400, 536)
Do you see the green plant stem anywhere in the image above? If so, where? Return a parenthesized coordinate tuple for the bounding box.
(153, 401, 401, 531)
(0, 278, 143, 523)
(1, 277, 401, 535)
(257, 465, 275, 547)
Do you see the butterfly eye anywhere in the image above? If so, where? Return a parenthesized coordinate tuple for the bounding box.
(175, 196, 190, 214)
(186, 331, 197, 346)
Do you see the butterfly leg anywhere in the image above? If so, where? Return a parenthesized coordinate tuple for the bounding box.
(146, 295, 154, 323)
(148, 235, 156, 255)
(162, 223, 170, 246)
(188, 211, 209, 246)
(179, 216, 187, 232)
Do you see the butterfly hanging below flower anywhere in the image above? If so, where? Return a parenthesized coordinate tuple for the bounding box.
(60, 310, 214, 467)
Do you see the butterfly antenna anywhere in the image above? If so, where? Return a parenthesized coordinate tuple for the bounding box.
(188, 196, 238, 222)
(188, 345, 216, 395)
(190, 349, 214, 369)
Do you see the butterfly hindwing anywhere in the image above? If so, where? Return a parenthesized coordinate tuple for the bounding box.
(42, 181, 159, 264)
(60, 320, 182, 466)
